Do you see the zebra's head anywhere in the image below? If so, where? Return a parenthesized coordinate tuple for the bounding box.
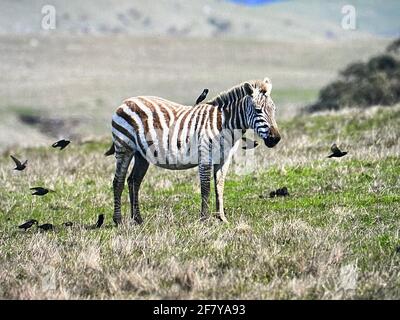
(243, 78, 281, 148)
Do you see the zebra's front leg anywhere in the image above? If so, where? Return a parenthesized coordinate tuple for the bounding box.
(127, 153, 149, 225)
(213, 160, 231, 223)
(198, 163, 212, 220)
(113, 150, 133, 225)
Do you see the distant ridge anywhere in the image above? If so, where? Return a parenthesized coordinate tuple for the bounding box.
(0, 0, 398, 39)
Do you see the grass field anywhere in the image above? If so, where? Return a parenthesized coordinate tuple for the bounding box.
(0, 104, 399, 299)
(0, 35, 391, 151)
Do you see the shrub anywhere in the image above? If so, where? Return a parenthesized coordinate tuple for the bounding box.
(305, 38, 400, 113)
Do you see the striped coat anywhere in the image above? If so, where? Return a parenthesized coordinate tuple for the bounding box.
(110, 78, 281, 225)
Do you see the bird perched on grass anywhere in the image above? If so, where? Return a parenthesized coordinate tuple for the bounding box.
(52, 139, 70, 150)
(18, 219, 38, 231)
(195, 89, 209, 105)
(30, 187, 53, 196)
(10, 155, 28, 171)
(38, 223, 54, 231)
(86, 214, 104, 229)
(63, 221, 73, 227)
(269, 187, 289, 198)
(241, 137, 259, 150)
(328, 144, 347, 158)
(276, 187, 289, 197)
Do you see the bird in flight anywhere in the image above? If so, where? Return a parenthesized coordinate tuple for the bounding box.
(30, 187, 53, 196)
(241, 137, 259, 150)
(52, 139, 70, 150)
(195, 89, 209, 105)
(328, 144, 348, 158)
(18, 219, 38, 231)
(10, 155, 28, 171)
(38, 223, 54, 231)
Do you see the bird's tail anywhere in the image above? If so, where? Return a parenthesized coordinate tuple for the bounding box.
(104, 142, 115, 156)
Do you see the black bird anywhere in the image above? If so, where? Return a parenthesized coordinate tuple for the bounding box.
(86, 214, 105, 229)
(52, 139, 70, 150)
(10, 155, 28, 171)
(18, 219, 38, 231)
(38, 223, 54, 231)
(276, 187, 289, 197)
(30, 187, 53, 196)
(242, 137, 259, 150)
(195, 89, 209, 105)
(328, 144, 347, 158)
(63, 221, 73, 227)
(268, 187, 289, 198)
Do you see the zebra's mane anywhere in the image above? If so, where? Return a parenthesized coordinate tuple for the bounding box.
(206, 80, 264, 107)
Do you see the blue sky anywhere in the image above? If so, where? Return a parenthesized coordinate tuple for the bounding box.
(228, 0, 283, 5)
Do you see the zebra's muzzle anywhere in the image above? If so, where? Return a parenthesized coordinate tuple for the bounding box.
(264, 135, 281, 148)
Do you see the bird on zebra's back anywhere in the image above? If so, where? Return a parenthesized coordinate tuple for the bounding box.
(30, 187, 53, 196)
(18, 219, 38, 231)
(195, 88, 209, 105)
(328, 143, 347, 158)
(10, 155, 28, 171)
(52, 139, 70, 150)
(109, 77, 281, 225)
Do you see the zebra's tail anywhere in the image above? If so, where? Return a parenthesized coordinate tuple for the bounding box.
(104, 142, 115, 156)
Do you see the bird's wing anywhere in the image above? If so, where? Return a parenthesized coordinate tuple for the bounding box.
(331, 144, 341, 154)
(52, 141, 60, 147)
(10, 155, 22, 166)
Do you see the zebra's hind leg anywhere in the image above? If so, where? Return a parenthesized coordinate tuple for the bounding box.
(127, 152, 149, 225)
(113, 148, 133, 225)
(198, 163, 212, 221)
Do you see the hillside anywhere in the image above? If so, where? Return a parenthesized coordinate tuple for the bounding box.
(0, 105, 399, 299)
(1, 0, 399, 40)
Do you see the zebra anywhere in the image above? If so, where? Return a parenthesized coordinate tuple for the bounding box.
(110, 77, 281, 225)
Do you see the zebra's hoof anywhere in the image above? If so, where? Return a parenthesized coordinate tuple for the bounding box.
(216, 215, 229, 223)
(113, 216, 122, 226)
(199, 215, 209, 222)
(133, 215, 143, 225)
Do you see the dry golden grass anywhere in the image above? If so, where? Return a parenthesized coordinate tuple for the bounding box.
(0, 105, 399, 299)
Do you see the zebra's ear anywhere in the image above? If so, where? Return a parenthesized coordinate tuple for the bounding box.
(243, 82, 254, 96)
(263, 77, 272, 94)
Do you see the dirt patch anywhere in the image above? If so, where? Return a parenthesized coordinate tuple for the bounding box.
(18, 114, 82, 139)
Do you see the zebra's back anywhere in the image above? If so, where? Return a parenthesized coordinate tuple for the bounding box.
(112, 96, 223, 169)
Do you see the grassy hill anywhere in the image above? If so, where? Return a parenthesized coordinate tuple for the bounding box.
(0, 104, 399, 299)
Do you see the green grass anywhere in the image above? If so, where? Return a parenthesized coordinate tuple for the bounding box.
(0, 105, 399, 299)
